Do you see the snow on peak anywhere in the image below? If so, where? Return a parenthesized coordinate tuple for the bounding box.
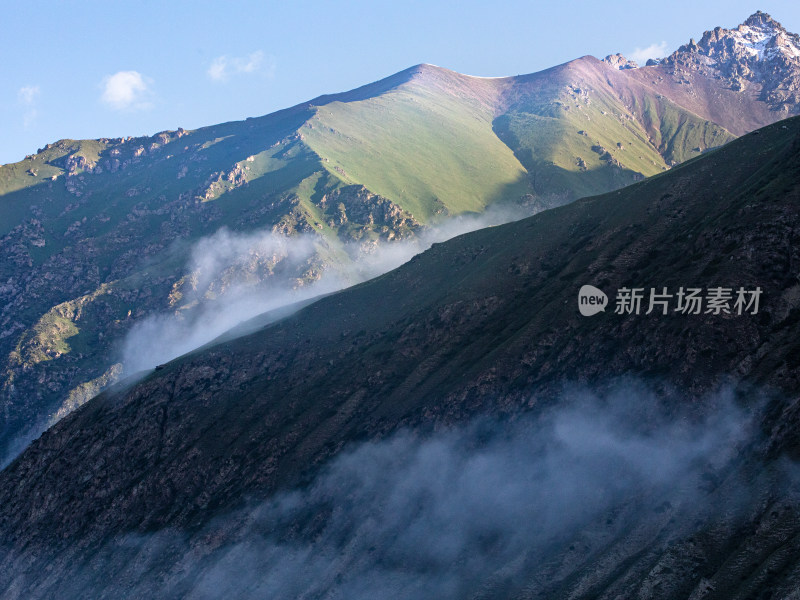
(721, 12, 800, 62)
(730, 24, 771, 58)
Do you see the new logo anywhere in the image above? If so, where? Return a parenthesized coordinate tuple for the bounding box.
(578, 285, 608, 316)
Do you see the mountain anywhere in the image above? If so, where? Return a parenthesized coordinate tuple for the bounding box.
(661, 11, 800, 117)
(1, 99, 799, 598)
(1, 11, 799, 464)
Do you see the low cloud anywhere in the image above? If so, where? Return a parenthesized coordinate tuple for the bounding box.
(628, 41, 669, 64)
(100, 71, 153, 111)
(120, 229, 323, 373)
(119, 203, 534, 375)
(207, 50, 275, 82)
(4, 383, 783, 599)
(0, 205, 536, 469)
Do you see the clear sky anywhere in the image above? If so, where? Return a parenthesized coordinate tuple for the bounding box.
(1, 0, 799, 164)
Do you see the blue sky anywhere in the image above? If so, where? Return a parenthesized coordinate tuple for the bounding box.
(2, 0, 799, 164)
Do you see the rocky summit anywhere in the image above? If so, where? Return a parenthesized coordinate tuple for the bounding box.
(665, 10, 800, 111)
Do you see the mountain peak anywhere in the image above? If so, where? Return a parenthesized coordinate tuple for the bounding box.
(659, 11, 800, 113)
(691, 11, 800, 63)
(743, 10, 781, 30)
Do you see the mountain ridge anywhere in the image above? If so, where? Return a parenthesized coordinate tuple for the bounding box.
(1, 10, 799, 466)
(1, 112, 799, 599)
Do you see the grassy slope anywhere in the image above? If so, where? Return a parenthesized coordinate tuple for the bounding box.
(493, 58, 736, 202)
(493, 102, 659, 201)
(303, 70, 529, 221)
(633, 90, 736, 163)
(0, 62, 740, 239)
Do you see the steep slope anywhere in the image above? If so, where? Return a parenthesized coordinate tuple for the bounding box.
(623, 10, 800, 136)
(0, 65, 525, 460)
(304, 64, 529, 220)
(1, 11, 799, 467)
(493, 55, 734, 202)
(1, 114, 799, 598)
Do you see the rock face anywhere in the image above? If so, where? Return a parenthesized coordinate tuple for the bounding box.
(321, 185, 421, 241)
(664, 11, 800, 112)
(603, 53, 639, 70)
(0, 113, 799, 598)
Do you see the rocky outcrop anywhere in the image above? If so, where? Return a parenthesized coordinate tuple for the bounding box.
(319, 185, 421, 241)
(664, 11, 800, 113)
(603, 53, 639, 70)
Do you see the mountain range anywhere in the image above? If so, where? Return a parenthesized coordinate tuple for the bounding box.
(1, 95, 800, 600)
(1, 11, 800, 597)
(2, 12, 800, 460)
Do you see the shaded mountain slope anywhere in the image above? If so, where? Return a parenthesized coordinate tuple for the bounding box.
(1, 113, 799, 598)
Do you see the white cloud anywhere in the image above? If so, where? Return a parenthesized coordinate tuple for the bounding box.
(120, 204, 534, 374)
(628, 41, 670, 64)
(18, 85, 39, 105)
(17, 85, 40, 128)
(100, 71, 153, 111)
(207, 50, 275, 82)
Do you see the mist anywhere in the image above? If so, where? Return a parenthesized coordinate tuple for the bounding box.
(120, 202, 535, 374)
(184, 386, 755, 599)
(0, 203, 537, 471)
(13, 383, 789, 600)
